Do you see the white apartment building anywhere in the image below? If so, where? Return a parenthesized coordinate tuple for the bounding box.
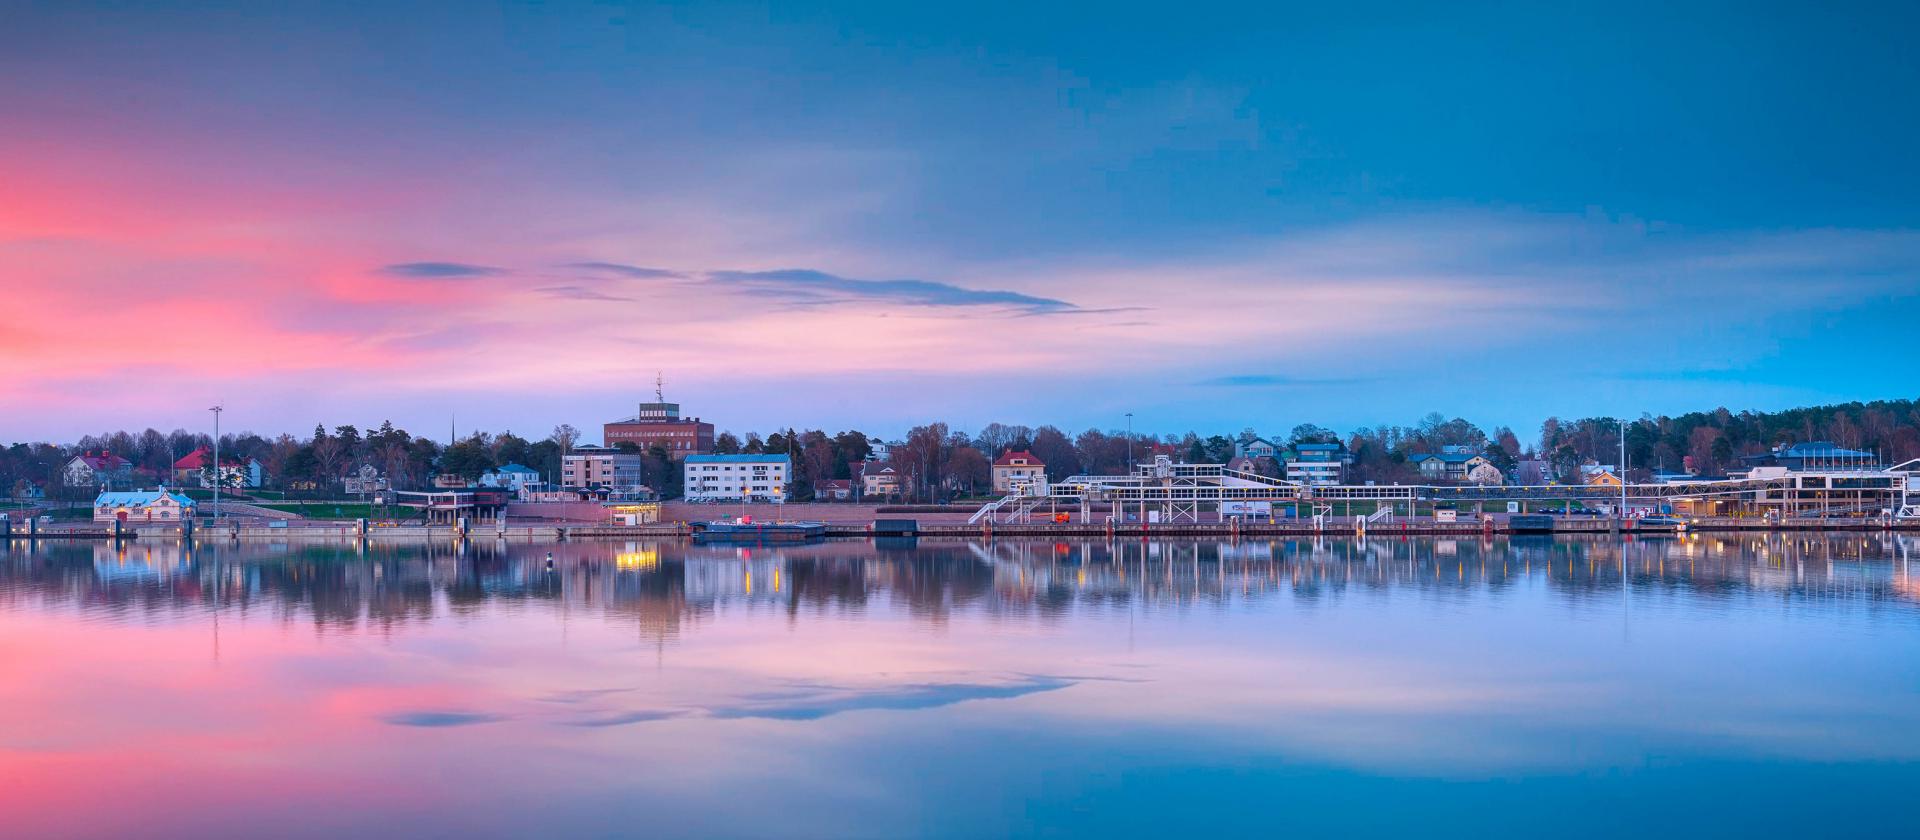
(683, 454, 790, 502)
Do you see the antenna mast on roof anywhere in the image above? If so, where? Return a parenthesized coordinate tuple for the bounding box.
(656, 371, 665, 404)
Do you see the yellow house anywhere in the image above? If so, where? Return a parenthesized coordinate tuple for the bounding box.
(1584, 470, 1624, 488)
(992, 450, 1047, 493)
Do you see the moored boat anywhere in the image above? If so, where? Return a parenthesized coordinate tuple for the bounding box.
(693, 518, 827, 543)
(1635, 514, 1687, 532)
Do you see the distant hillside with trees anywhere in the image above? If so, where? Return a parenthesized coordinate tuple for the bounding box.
(4, 398, 1915, 502)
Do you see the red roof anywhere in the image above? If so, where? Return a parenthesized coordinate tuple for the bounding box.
(993, 449, 1044, 467)
(75, 451, 131, 470)
(173, 447, 245, 470)
(173, 447, 210, 470)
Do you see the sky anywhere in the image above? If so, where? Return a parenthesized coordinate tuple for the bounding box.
(3, 1, 1917, 444)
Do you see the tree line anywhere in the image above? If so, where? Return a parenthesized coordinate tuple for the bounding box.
(5, 398, 1916, 501)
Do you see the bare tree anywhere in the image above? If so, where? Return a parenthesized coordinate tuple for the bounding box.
(895, 423, 952, 502)
(1030, 426, 1079, 480)
(549, 423, 581, 456)
(948, 447, 990, 496)
(799, 433, 837, 494)
(975, 423, 1032, 456)
(379, 442, 411, 490)
(311, 435, 346, 489)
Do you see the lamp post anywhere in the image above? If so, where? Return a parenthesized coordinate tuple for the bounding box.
(209, 405, 223, 522)
(1126, 412, 1135, 474)
(1619, 417, 1628, 521)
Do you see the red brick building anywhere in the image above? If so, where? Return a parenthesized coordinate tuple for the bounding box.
(602, 401, 715, 458)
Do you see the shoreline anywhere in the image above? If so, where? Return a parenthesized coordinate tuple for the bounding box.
(10, 517, 1918, 542)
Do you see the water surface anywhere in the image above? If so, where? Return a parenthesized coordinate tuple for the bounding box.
(3, 535, 1918, 838)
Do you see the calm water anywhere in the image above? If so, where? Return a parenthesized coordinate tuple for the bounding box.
(4, 535, 1919, 838)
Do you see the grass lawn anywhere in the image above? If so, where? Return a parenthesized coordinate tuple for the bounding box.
(174, 488, 295, 502)
(254, 502, 423, 521)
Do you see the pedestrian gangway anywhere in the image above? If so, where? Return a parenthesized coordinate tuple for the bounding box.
(970, 459, 1311, 524)
(969, 456, 1910, 525)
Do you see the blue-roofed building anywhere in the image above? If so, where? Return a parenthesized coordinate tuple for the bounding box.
(93, 489, 195, 524)
(479, 463, 542, 492)
(1741, 441, 1880, 471)
(683, 454, 791, 502)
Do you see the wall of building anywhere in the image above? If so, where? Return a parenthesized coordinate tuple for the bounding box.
(684, 458, 789, 502)
(561, 452, 646, 489)
(602, 421, 716, 456)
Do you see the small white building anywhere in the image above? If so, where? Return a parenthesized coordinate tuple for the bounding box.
(480, 463, 542, 492)
(94, 490, 195, 524)
(684, 454, 790, 502)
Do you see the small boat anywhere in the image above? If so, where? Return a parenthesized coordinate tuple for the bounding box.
(693, 518, 827, 543)
(1635, 515, 1687, 532)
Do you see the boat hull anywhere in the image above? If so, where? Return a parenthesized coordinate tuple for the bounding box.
(692, 522, 827, 543)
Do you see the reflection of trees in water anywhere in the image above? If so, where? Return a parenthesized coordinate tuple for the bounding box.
(0, 535, 1914, 635)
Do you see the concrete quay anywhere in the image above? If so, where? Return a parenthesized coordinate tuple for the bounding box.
(5, 515, 1913, 543)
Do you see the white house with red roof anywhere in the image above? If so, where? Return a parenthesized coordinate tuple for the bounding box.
(991, 450, 1046, 493)
(172, 447, 265, 489)
(64, 451, 134, 490)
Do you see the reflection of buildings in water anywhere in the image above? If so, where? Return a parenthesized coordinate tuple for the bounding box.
(1, 535, 1916, 638)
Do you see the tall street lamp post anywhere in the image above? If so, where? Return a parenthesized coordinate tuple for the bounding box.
(1619, 417, 1628, 521)
(209, 405, 223, 522)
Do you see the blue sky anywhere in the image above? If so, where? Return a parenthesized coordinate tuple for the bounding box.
(2, 1, 1915, 442)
